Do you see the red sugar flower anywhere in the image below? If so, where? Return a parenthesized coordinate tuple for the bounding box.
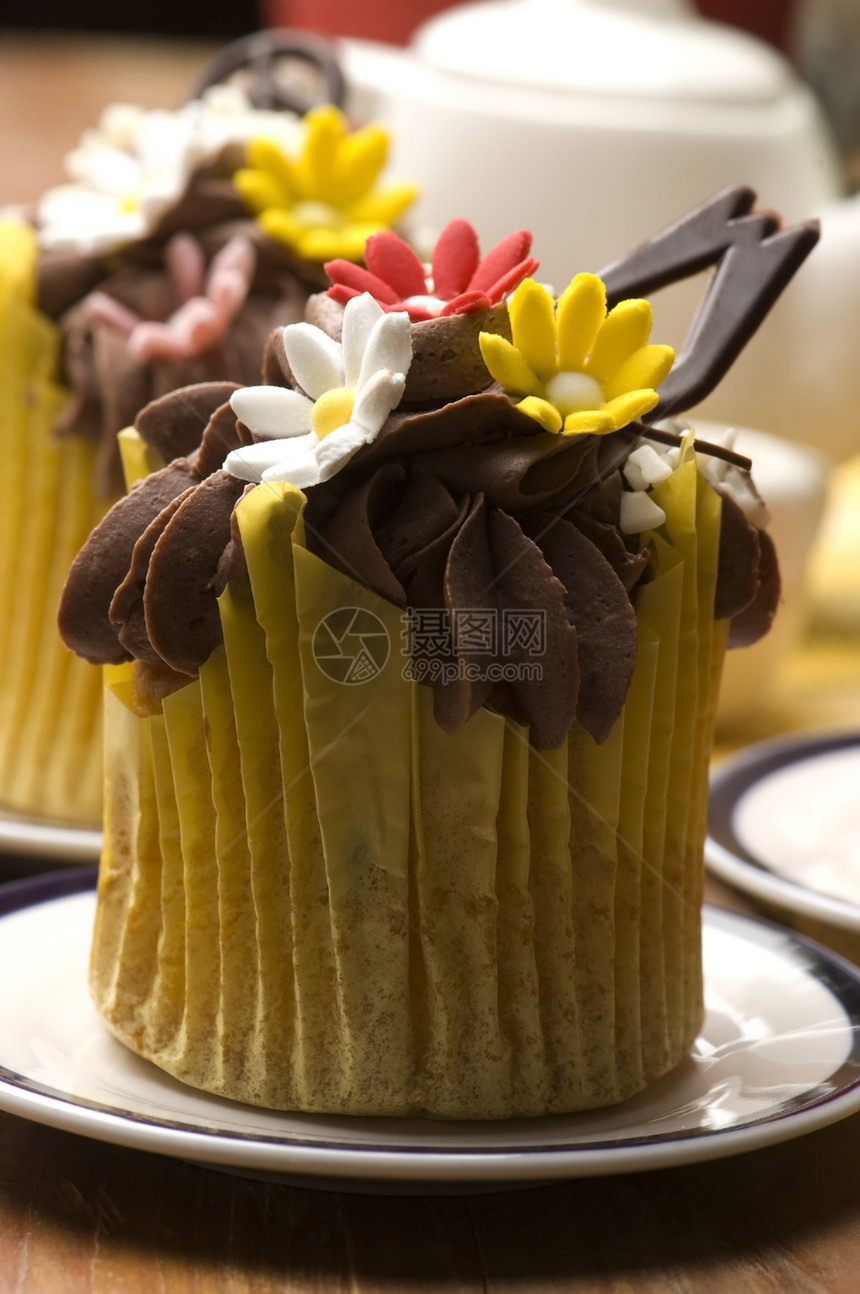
(324, 219, 538, 322)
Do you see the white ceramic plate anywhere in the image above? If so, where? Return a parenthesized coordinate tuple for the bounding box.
(0, 807, 101, 864)
(707, 731, 860, 933)
(1, 869, 860, 1192)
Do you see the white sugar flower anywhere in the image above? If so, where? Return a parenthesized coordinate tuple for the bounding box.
(36, 85, 303, 257)
(225, 293, 411, 489)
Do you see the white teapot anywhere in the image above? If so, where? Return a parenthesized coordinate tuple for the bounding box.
(342, 0, 860, 460)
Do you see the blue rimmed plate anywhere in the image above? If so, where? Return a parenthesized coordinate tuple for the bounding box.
(707, 731, 860, 938)
(2, 868, 860, 1190)
(0, 807, 101, 864)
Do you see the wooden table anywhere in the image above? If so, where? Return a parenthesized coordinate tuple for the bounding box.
(0, 31, 219, 207)
(3, 30, 860, 1294)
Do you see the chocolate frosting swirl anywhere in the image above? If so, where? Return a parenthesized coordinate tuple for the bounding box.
(58, 341, 777, 747)
(60, 185, 807, 745)
(45, 210, 321, 498)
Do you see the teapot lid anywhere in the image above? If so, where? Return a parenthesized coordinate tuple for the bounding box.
(413, 0, 794, 104)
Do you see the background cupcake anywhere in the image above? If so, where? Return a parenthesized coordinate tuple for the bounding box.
(0, 33, 417, 826)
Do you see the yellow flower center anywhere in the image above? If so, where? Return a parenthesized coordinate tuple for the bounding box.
(311, 387, 355, 438)
(544, 371, 604, 417)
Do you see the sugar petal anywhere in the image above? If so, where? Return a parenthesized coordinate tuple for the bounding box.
(283, 322, 344, 399)
(230, 385, 313, 439)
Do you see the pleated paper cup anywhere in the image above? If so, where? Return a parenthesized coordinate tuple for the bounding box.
(0, 222, 107, 825)
(91, 441, 727, 1118)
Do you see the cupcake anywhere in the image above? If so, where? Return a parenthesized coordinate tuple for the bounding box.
(0, 33, 416, 826)
(60, 188, 816, 1116)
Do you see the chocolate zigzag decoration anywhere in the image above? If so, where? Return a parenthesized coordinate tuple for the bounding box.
(598, 186, 820, 417)
(188, 30, 346, 115)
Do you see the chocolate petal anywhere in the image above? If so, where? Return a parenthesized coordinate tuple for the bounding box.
(573, 462, 627, 526)
(93, 327, 154, 496)
(525, 512, 638, 744)
(409, 424, 600, 514)
(146, 179, 247, 244)
(58, 460, 199, 665)
(110, 487, 196, 662)
(359, 391, 538, 466)
(37, 249, 106, 320)
(433, 499, 579, 748)
(728, 528, 781, 648)
(381, 475, 468, 605)
(190, 400, 252, 478)
(435, 496, 497, 732)
(714, 488, 761, 621)
(404, 305, 510, 406)
(308, 464, 408, 607)
(261, 325, 292, 386)
(484, 510, 579, 749)
(143, 471, 246, 675)
(55, 316, 153, 498)
(570, 510, 650, 594)
(135, 382, 241, 465)
(213, 495, 252, 596)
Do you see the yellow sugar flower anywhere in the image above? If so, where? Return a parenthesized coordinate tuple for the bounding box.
(232, 105, 417, 263)
(479, 274, 674, 435)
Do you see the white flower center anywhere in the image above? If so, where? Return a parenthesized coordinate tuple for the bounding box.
(545, 371, 604, 417)
(404, 293, 444, 316)
(293, 200, 345, 228)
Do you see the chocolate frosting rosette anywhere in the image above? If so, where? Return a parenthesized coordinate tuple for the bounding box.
(0, 32, 418, 826)
(59, 189, 817, 1117)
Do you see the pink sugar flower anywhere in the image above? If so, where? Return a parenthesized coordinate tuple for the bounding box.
(323, 219, 538, 322)
(85, 232, 256, 361)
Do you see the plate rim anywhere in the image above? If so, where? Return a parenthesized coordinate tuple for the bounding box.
(2, 871, 860, 1185)
(707, 729, 860, 932)
(0, 806, 102, 863)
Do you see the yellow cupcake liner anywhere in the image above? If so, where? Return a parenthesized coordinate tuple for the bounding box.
(0, 221, 109, 825)
(91, 436, 726, 1118)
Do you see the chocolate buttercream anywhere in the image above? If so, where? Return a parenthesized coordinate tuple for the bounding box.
(726, 526, 781, 648)
(58, 460, 200, 665)
(144, 470, 247, 675)
(57, 391, 252, 665)
(60, 368, 780, 747)
(134, 381, 240, 466)
(713, 489, 762, 621)
(58, 188, 804, 746)
(52, 234, 312, 497)
(305, 293, 513, 405)
(522, 512, 638, 744)
(57, 360, 782, 747)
